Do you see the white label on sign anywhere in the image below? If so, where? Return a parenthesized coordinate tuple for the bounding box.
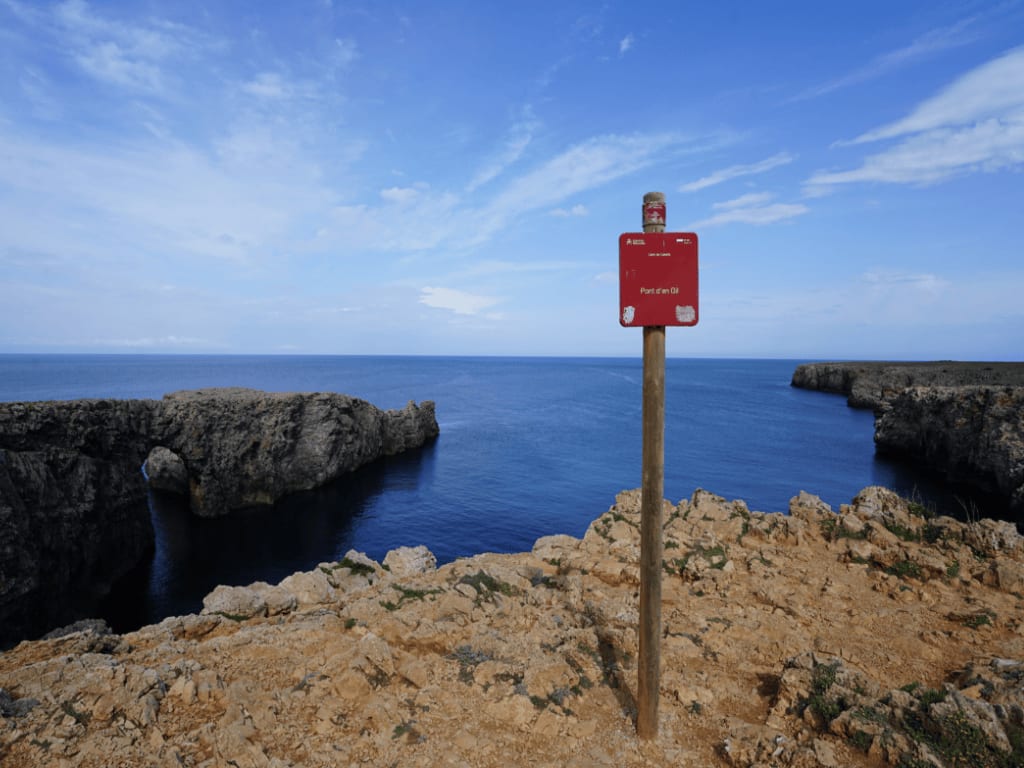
(675, 305, 695, 323)
(622, 305, 636, 324)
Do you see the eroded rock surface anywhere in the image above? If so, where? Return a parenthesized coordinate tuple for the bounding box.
(2, 485, 1023, 767)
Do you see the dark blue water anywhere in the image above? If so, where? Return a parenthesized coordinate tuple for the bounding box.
(0, 354, 998, 631)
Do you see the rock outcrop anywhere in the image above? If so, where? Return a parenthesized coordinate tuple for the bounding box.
(792, 362, 1024, 517)
(791, 361, 1024, 410)
(2, 485, 1023, 767)
(152, 389, 439, 517)
(0, 389, 438, 647)
(875, 385, 1024, 515)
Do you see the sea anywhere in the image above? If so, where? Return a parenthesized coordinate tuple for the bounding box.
(0, 354, 1005, 633)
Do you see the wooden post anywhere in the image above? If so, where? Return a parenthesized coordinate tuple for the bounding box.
(637, 191, 665, 740)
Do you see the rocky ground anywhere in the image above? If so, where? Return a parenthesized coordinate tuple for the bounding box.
(2, 486, 1024, 767)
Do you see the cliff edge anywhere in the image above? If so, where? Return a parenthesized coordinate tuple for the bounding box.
(0, 389, 438, 646)
(2, 486, 1022, 767)
(791, 361, 1024, 410)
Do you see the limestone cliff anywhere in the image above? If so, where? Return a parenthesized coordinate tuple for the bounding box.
(152, 389, 439, 517)
(1, 486, 1022, 767)
(791, 361, 1024, 410)
(0, 390, 438, 646)
(875, 385, 1024, 515)
(792, 362, 1024, 517)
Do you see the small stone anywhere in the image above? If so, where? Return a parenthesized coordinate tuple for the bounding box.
(813, 738, 839, 767)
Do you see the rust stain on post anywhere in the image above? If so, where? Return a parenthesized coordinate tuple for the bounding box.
(637, 191, 666, 740)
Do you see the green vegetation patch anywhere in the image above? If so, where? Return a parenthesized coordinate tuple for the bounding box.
(849, 729, 874, 752)
(961, 611, 995, 630)
(321, 556, 377, 578)
(884, 520, 922, 543)
(213, 611, 251, 622)
(797, 661, 844, 725)
(61, 700, 91, 726)
(446, 644, 494, 684)
(456, 570, 520, 602)
(886, 559, 923, 580)
(380, 583, 443, 611)
(391, 719, 423, 743)
(853, 705, 888, 724)
(528, 686, 578, 715)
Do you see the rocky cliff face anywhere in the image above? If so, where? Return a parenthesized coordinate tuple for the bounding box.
(0, 399, 156, 647)
(0, 390, 438, 646)
(2, 486, 1022, 767)
(152, 389, 439, 517)
(876, 386, 1024, 515)
(792, 362, 1024, 517)
(792, 361, 1024, 410)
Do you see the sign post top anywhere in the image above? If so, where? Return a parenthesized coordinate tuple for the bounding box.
(642, 192, 666, 231)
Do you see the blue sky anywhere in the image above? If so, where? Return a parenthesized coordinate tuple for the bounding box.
(1, 1, 1022, 359)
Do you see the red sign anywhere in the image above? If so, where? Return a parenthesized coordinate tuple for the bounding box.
(619, 232, 699, 327)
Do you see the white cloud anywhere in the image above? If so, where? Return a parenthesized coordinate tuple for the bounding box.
(243, 72, 288, 99)
(75, 40, 164, 91)
(790, 17, 980, 102)
(466, 110, 540, 192)
(690, 193, 808, 228)
(332, 37, 359, 69)
(18, 67, 62, 119)
(680, 152, 793, 192)
(861, 270, 950, 297)
(852, 46, 1024, 144)
(550, 204, 588, 217)
(809, 117, 1024, 186)
(97, 334, 217, 348)
(379, 185, 424, 203)
(808, 47, 1024, 188)
(50, 0, 213, 95)
(473, 132, 714, 244)
(619, 34, 634, 55)
(712, 192, 774, 210)
(319, 131, 723, 253)
(0, 125, 331, 266)
(324, 191, 461, 252)
(419, 287, 500, 315)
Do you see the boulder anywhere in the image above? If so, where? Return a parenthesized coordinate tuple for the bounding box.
(144, 446, 188, 494)
(383, 545, 438, 578)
